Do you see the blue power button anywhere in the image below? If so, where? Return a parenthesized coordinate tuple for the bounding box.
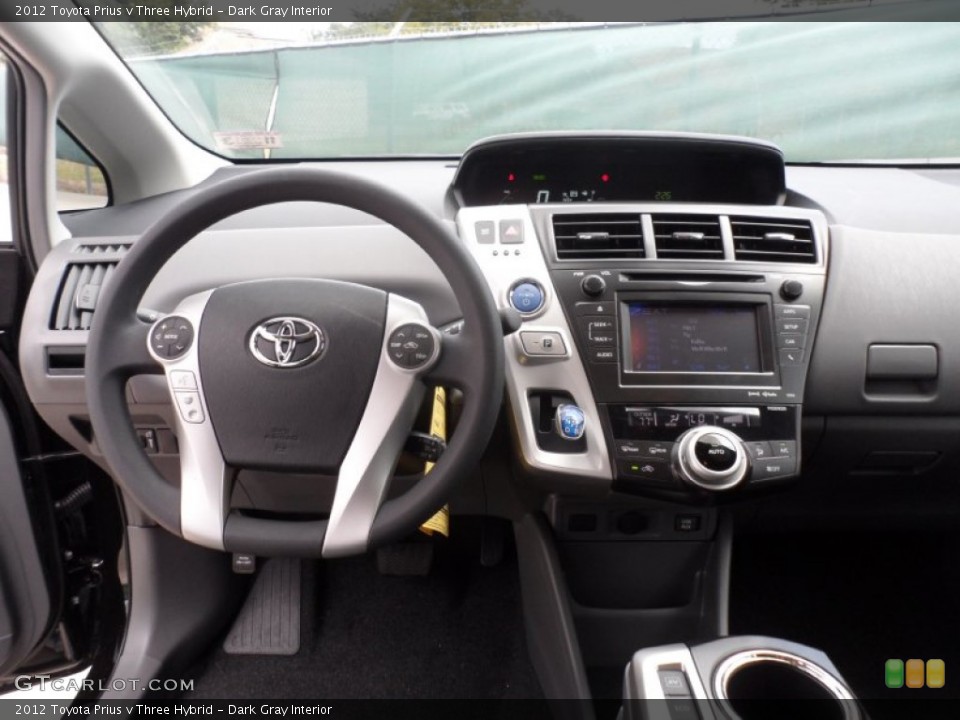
(509, 281, 545, 314)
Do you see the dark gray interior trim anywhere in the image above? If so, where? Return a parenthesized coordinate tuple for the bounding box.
(514, 513, 594, 712)
(0, 402, 51, 677)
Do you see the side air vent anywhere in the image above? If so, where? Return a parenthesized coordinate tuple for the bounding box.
(731, 217, 817, 264)
(73, 243, 131, 256)
(552, 214, 644, 260)
(51, 262, 119, 330)
(652, 214, 724, 260)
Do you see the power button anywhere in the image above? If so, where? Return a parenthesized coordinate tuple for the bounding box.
(509, 281, 545, 315)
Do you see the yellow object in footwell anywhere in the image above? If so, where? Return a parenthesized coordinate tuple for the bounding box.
(419, 386, 449, 538)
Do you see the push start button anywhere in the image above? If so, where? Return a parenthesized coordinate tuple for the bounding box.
(694, 432, 739, 472)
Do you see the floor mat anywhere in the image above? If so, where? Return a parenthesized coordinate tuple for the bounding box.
(731, 531, 960, 702)
(184, 537, 542, 700)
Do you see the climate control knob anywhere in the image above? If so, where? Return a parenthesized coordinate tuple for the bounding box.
(581, 274, 606, 298)
(673, 426, 749, 491)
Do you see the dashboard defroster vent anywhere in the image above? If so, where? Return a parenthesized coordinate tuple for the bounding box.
(51, 261, 119, 330)
(652, 214, 724, 259)
(73, 243, 131, 256)
(731, 217, 817, 263)
(552, 214, 644, 260)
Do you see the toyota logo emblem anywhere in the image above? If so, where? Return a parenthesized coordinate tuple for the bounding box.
(249, 317, 325, 368)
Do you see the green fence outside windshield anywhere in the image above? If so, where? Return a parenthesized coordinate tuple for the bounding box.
(128, 22, 960, 162)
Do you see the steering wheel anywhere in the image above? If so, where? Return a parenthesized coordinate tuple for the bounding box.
(85, 168, 504, 558)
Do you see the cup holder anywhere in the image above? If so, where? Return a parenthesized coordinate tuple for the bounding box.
(714, 650, 859, 720)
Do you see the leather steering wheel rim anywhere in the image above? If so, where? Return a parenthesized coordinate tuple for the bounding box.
(85, 167, 504, 557)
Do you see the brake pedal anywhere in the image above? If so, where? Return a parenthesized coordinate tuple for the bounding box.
(223, 557, 301, 655)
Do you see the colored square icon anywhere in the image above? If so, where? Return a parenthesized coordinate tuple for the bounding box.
(885, 659, 904, 688)
(927, 659, 945, 689)
(906, 659, 925, 688)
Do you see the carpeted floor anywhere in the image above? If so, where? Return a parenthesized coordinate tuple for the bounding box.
(183, 533, 542, 700)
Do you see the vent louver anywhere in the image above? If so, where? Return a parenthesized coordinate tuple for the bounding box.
(51, 261, 119, 330)
(731, 217, 817, 263)
(73, 243, 131, 256)
(652, 214, 724, 260)
(552, 214, 644, 260)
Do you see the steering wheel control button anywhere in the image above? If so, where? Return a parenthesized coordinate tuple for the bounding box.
(555, 403, 586, 441)
(174, 391, 205, 424)
(499, 219, 524, 244)
(694, 433, 738, 472)
(520, 331, 566, 357)
(509, 281, 545, 315)
(151, 316, 194, 360)
(169, 370, 198, 391)
(475, 221, 495, 244)
(388, 323, 436, 370)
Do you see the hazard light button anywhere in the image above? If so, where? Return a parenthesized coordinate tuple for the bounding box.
(499, 219, 524, 244)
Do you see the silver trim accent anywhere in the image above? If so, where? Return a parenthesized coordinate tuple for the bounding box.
(626, 645, 711, 703)
(248, 316, 326, 368)
(674, 426, 749, 492)
(457, 206, 612, 482)
(147, 290, 232, 551)
(321, 294, 436, 558)
(714, 649, 859, 720)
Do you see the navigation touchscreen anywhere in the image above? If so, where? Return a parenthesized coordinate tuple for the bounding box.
(626, 304, 762, 374)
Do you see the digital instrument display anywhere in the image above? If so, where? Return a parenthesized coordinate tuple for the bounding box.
(625, 407, 761, 431)
(626, 304, 762, 374)
(454, 136, 786, 206)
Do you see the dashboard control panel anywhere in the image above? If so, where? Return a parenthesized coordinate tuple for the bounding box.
(455, 133, 827, 501)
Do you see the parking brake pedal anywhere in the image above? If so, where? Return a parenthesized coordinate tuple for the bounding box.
(223, 558, 301, 655)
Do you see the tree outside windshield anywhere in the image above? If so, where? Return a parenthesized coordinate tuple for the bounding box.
(97, 22, 960, 162)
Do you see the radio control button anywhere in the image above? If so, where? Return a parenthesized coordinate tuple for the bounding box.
(777, 318, 808, 335)
(578, 316, 617, 346)
(589, 348, 618, 363)
(779, 348, 804, 365)
(575, 301, 615, 316)
(581, 274, 607, 297)
(776, 304, 811, 319)
(752, 457, 797, 482)
(746, 441, 773, 460)
(778, 334, 804, 349)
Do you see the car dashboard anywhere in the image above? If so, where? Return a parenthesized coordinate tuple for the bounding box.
(18, 131, 960, 525)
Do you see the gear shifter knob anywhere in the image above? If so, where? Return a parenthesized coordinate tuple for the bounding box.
(555, 403, 586, 441)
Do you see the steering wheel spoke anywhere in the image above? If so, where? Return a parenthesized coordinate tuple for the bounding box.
(147, 291, 234, 550)
(322, 294, 437, 558)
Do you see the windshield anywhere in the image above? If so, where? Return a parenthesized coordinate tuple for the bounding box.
(96, 21, 960, 163)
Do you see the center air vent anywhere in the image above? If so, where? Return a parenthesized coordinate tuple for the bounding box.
(51, 261, 119, 330)
(552, 214, 644, 260)
(731, 217, 817, 263)
(652, 214, 724, 260)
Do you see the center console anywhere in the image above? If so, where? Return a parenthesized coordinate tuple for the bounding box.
(453, 133, 828, 502)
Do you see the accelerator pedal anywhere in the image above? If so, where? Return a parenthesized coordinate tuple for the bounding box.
(224, 557, 301, 655)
